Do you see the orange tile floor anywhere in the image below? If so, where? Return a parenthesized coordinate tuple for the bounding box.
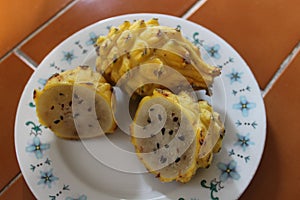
(0, 0, 299, 199)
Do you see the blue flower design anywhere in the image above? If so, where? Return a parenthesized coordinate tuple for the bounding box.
(86, 32, 98, 46)
(204, 44, 221, 59)
(217, 160, 240, 182)
(26, 137, 50, 159)
(65, 195, 87, 200)
(61, 50, 77, 64)
(226, 69, 243, 84)
(38, 78, 47, 86)
(37, 168, 59, 188)
(235, 133, 254, 151)
(233, 96, 256, 117)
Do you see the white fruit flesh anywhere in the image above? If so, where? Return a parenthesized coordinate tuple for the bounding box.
(34, 66, 116, 139)
(131, 95, 200, 183)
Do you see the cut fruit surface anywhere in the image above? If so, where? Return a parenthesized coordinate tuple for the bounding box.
(34, 66, 116, 139)
(131, 89, 224, 183)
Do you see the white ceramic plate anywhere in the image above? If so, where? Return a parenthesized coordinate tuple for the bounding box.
(15, 13, 266, 200)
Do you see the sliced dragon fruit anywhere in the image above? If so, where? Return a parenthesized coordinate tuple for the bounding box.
(34, 66, 116, 139)
(131, 89, 224, 183)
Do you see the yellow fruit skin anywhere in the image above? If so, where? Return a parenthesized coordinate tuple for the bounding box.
(95, 19, 220, 96)
(34, 66, 116, 139)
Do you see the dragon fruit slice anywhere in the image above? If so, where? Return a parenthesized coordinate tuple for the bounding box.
(34, 66, 116, 139)
(131, 89, 224, 183)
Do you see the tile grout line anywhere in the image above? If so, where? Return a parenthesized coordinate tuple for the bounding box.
(181, 0, 208, 19)
(0, 0, 79, 63)
(0, 0, 79, 194)
(15, 50, 38, 70)
(262, 41, 300, 98)
(0, 172, 22, 196)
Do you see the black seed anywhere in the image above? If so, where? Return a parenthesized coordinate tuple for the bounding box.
(206, 164, 211, 169)
(173, 117, 178, 122)
(164, 144, 169, 148)
(60, 116, 64, 120)
(157, 29, 162, 37)
(142, 48, 147, 56)
(126, 52, 131, 59)
(113, 56, 118, 63)
(61, 104, 64, 109)
(156, 143, 160, 149)
(50, 106, 54, 110)
(171, 112, 175, 116)
(80, 65, 89, 70)
(161, 127, 165, 135)
(59, 93, 64, 96)
(150, 108, 154, 111)
(175, 157, 181, 163)
(178, 135, 185, 141)
(78, 100, 84, 104)
(69, 101, 72, 107)
(147, 118, 151, 123)
(177, 122, 180, 126)
(160, 156, 167, 164)
(54, 120, 60, 124)
(169, 130, 174, 135)
(158, 114, 162, 121)
(88, 107, 92, 112)
(200, 139, 204, 145)
(206, 154, 212, 162)
(74, 93, 79, 99)
(74, 113, 80, 118)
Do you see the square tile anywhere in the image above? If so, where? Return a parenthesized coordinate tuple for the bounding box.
(21, 0, 197, 64)
(188, 0, 300, 89)
(0, 54, 33, 190)
(240, 53, 300, 199)
(0, 175, 35, 200)
(0, 0, 73, 57)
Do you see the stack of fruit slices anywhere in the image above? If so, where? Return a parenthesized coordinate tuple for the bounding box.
(33, 19, 225, 183)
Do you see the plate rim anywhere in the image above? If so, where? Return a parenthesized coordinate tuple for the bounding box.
(14, 13, 267, 200)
